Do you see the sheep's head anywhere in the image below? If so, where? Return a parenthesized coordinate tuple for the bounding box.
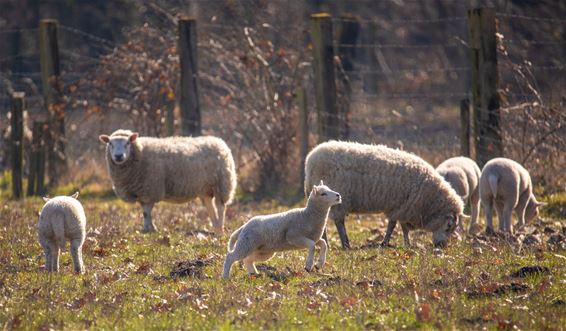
(310, 180, 342, 206)
(99, 131, 139, 165)
(525, 195, 546, 222)
(431, 213, 460, 248)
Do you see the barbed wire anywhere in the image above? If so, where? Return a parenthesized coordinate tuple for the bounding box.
(346, 66, 470, 75)
(496, 13, 566, 24)
(332, 16, 466, 24)
(504, 39, 566, 46)
(337, 42, 464, 49)
(351, 92, 469, 100)
(0, 28, 38, 35)
(59, 25, 118, 49)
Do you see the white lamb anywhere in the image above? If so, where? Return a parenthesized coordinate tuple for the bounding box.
(38, 192, 86, 273)
(99, 130, 237, 233)
(305, 141, 465, 249)
(222, 181, 341, 279)
(479, 157, 545, 233)
(436, 156, 481, 233)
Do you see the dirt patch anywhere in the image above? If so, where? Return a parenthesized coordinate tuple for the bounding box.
(509, 266, 550, 278)
(310, 276, 346, 287)
(466, 282, 529, 299)
(170, 256, 218, 279)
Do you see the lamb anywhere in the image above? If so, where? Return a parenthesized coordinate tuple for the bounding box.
(99, 130, 237, 233)
(304, 141, 464, 249)
(436, 156, 481, 233)
(222, 181, 341, 279)
(38, 192, 86, 273)
(479, 157, 545, 233)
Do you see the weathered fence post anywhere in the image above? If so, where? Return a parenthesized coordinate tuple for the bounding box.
(310, 13, 339, 142)
(178, 17, 201, 136)
(39, 19, 67, 185)
(27, 121, 47, 196)
(10, 92, 24, 199)
(296, 87, 309, 192)
(460, 98, 471, 157)
(336, 15, 360, 139)
(468, 7, 502, 167)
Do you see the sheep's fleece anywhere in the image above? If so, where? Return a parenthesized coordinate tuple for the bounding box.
(305, 141, 464, 248)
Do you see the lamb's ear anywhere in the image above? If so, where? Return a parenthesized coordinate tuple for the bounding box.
(71, 191, 80, 199)
(129, 132, 139, 142)
(319, 180, 324, 186)
(42, 196, 50, 202)
(459, 213, 470, 219)
(37, 211, 41, 217)
(536, 201, 547, 207)
(311, 186, 319, 195)
(99, 135, 110, 143)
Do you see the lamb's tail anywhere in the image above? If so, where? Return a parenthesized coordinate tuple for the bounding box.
(51, 213, 66, 249)
(488, 174, 499, 199)
(227, 227, 242, 252)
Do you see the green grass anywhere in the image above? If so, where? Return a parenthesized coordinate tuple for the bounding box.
(0, 195, 565, 330)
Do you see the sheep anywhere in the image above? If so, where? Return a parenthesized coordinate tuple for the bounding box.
(479, 157, 545, 234)
(222, 181, 341, 279)
(38, 192, 86, 273)
(99, 129, 237, 233)
(436, 156, 481, 233)
(304, 141, 464, 249)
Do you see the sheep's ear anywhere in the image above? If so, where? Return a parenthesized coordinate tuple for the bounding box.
(71, 191, 80, 199)
(536, 201, 547, 207)
(99, 135, 110, 143)
(311, 186, 319, 195)
(459, 213, 470, 219)
(37, 211, 41, 217)
(42, 196, 50, 202)
(129, 132, 139, 142)
(319, 180, 324, 186)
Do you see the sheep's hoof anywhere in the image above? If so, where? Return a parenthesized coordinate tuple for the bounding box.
(379, 242, 393, 248)
(304, 266, 314, 273)
(142, 227, 157, 233)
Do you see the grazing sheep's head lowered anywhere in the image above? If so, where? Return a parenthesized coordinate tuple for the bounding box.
(525, 197, 546, 222)
(310, 180, 342, 207)
(99, 131, 139, 165)
(431, 213, 462, 248)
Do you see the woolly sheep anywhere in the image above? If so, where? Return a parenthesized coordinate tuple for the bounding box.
(436, 156, 481, 233)
(38, 192, 86, 273)
(304, 141, 464, 249)
(99, 130, 237, 233)
(222, 181, 341, 279)
(479, 157, 545, 233)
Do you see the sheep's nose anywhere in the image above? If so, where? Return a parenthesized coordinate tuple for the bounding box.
(114, 154, 124, 161)
(336, 193, 341, 198)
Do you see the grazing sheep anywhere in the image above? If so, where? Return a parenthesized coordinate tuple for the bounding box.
(38, 192, 86, 273)
(99, 130, 237, 233)
(222, 181, 341, 279)
(436, 156, 481, 233)
(479, 158, 545, 233)
(304, 141, 464, 249)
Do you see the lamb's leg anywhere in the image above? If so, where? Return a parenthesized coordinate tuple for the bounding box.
(51, 242, 60, 272)
(469, 190, 480, 234)
(222, 238, 254, 279)
(515, 191, 530, 230)
(286, 235, 316, 271)
(495, 201, 504, 232)
(40, 239, 52, 272)
(381, 219, 397, 247)
(401, 224, 411, 247)
(213, 198, 226, 234)
(315, 239, 327, 269)
(242, 256, 259, 275)
(501, 203, 514, 234)
(201, 196, 220, 233)
(483, 198, 494, 234)
(70, 238, 85, 274)
(142, 203, 156, 232)
(334, 217, 350, 249)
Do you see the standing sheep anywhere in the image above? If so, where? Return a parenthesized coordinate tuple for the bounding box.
(99, 129, 237, 233)
(479, 158, 545, 233)
(436, 156, 481, 233)
(38, 192, 86, 273)
(222, 181, 341, 279)
(305, 141, 464, 249)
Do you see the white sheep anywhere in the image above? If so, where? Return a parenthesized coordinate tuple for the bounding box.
(479, 157, 545, 233)
(222, 181, 341, 279)
(436, 156, 481, 233)
(304, 141, 464, 248)
(38, 192, 86, 273)
(99, 130, 237, 233)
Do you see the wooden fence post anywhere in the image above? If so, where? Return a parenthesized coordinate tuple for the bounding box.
(10, 92, 24, 199)
(178, 17, 201, 136)
(460, 98, 471, 157)
(27, 121, 47, 196)
(39, 19, 67, 185)
(296, 87, 309, 193)
(310, 13, 339, 142)
(468, 7, 502, 167)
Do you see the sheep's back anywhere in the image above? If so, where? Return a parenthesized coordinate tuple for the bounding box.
(39, 197, 86, 239)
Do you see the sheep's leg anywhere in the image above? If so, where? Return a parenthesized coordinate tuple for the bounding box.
(334, 217, 350, 249)
(40, 239, 52, 272)
(469, 188, 481, 234)
(494, 201, 504, 232)
(483, 198, 494, 234)
(501, 203, 514, 234)
(515, 191, 530, 230)
(401, 224, 411, 247)
(142, 203, 156, 232)
(381, 219, 397, 247)
(222, 239, 254, 279)
(315, 239, 327, 269)
(242, 256, 259, 275)
(213, 198, 226, 234)
(286, 235, 316, 271)
(51, 242, 60, 272)
(201, 196, 220, 233)
(70, 238, 85, 274)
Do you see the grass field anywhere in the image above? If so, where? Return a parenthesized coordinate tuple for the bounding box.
(0, 192, 565, 330)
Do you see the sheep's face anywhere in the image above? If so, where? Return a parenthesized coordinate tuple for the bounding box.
(432, 214, 458, 248)
(525, 196, 546, 222)
(99, 133, 139, 165)
(311, 181, 342, 206)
